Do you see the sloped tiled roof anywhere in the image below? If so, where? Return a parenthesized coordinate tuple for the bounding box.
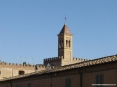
(59, 24, 72, 35)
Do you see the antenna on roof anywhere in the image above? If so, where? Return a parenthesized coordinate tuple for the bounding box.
(19, 56, 22, 63)
(32, 58, 37, 71)
(27, 58, 31, 65)
(65, 15, 67, 24)
(0, 56, 1, 62)
(32, 58, 36, 65)
(17, 56, 22, 64)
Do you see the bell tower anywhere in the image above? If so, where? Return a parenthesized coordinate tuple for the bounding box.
(58, 24, 73, 63)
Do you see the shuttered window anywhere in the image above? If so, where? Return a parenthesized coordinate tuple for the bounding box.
(96, 74, 104, 87)
(66, 78, 71, 87)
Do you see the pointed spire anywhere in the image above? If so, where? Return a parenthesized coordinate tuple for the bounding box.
(59, 24, 72, 35)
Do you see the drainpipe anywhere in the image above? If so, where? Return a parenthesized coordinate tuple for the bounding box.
(78, 70, 82, 87)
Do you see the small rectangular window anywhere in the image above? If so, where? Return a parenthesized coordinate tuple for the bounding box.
(19, 71, 25, 75)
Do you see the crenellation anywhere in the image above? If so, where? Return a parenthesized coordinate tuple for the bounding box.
(19, 64, 23, 66)
(12, 63, 15, 65)
(44, 57, 61, 62)
(16, 63, 18, 66)
(1, 62, 4, 64)
(115, 54, 117, 57)
(0, 61, 37, 68)
(113, 55, 116, 58)
(38, 65, 46, 68)
(44, 59, 46, 61)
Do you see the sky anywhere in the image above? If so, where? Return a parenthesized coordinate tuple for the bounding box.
(0, 0, 117, 65)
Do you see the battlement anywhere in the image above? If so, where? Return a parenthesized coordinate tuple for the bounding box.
(44, 56, 89, 62)
(36, 65, 46, 68)
(72, 57, 89, 61)
(0, 61, 35, 68)
(44, 56, 64, 61)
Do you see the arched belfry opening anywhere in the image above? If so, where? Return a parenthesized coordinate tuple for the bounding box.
(66, 40, 71, 47)
(69, 40, 70, 47)
(59, 40, 64, 48)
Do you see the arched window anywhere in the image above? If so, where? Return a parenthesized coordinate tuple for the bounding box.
(59, 40, 64, 48)
(69, 41, 70, 47)
(61, 40, 63, 47)
(59, 41, 61, 48)
(66, 40, 68, 47)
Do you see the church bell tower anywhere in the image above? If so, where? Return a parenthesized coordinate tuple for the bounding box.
(58, 24, 73, 63)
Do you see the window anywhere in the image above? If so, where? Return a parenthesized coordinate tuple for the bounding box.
(66, 40, 68, 47)
(69, 41, 70, 47)
(96, 74, 104, 87)
(61, 40, 63, 47)
(65, 78, 71, 87)
(19, 70, 25, 75)
(28, 83, 31, 87)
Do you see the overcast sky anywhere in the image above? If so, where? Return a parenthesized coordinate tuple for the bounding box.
(0, 0, 117, 64)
